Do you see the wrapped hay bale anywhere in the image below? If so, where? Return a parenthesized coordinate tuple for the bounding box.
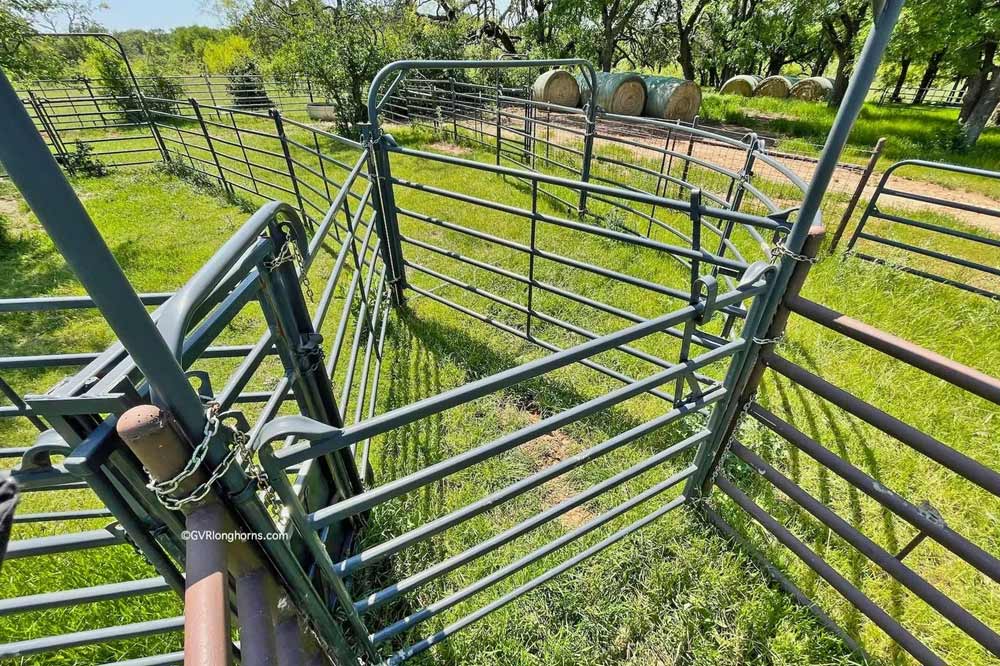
(754, 75, 799, 98)
(576, 72, 646, 115)
(531, 69, 581, 108)
(642, 76, 702, 122)
(719, 75, 761, 96)
(789, 76, 835, 102)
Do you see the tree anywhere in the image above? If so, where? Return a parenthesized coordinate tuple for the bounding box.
(671, 0, 711, 80)
(0, 0, 83, 80)
(819, 0, 868, 105)
(958, 36, 999, 147)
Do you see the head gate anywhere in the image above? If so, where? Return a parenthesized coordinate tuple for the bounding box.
(3, 1, 973, 663)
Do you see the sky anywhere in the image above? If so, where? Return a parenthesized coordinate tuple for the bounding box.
(93, 0, 224, 31)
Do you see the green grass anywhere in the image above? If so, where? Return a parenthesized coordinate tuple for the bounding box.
(1, 113, 997, 666)
(699, 93, 1000, 195)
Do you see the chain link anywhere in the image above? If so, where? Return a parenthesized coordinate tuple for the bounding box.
(770, 240, 820, 265)
(147, 403, 253, 511)
(706, 393, 757, 488)
(751, 334, 784, 346)
(264, 235, 314, 302)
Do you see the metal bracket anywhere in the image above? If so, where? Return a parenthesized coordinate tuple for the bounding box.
(694, 275, 719, 325)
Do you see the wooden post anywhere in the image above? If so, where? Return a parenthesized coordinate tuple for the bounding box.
(830, 137, 886, 251)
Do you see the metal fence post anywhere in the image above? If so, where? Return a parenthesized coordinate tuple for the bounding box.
(830, 137, 887, 251)
(691, 226, 825, 493)
(363, 125, 407, 306)
(28, 92, 67, 162)
(686, 0, 904, 501)
(203, 73, 222, 119)
(449, 77, 458, 142)
(677, 115, 699, 198)
(578, 99, 597, 214)
(190, 98, 231, 195)
(271, 109, 309, 224)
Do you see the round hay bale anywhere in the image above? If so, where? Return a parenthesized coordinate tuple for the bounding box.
(789, 76, 834, 102)
(576, 72, 646, 116)
(754, 75, 799, 98)
(642, 76, 701, 122)
(719, 75, 761, 97)
(531, 69, 581, 108)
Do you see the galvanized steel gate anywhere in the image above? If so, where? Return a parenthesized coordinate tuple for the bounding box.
(5, 2, 996, 664)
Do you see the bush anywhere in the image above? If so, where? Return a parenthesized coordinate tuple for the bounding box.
(225, 58, 273, 109)
(61, 141, 108, 177)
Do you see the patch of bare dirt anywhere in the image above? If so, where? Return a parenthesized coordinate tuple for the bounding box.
(521, 414, 592, 529)
(0, 197, 19, 218)
(427, 141, 472, 157)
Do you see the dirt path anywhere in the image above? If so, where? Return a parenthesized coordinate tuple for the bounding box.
(474, 110, 1000, 236)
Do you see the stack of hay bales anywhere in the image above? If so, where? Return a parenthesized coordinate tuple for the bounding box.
(719, 75, 762, 97)
(531, 69, 581, 108)
(790, 76, 835, 102)
(754, 75, 800, 98)
(641, 76, 702, 122)
(575, 72, 646, 115)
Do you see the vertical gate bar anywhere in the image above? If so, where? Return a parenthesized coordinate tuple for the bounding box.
(29, 93, 66, 160)
(675, 189, 702, 403)
(450, 77, 458, 142)
(203, 74, 222, 119)
(313, 132, 332, 202)
(685, 0, 904, 499)
(364, 126, 407, 305)
(578, 85, 598, 214)
(495, 78, 502, 166)
(191, 98, 232, 195)
(830, 136, 886, 250)
(81, 76, 108, 128)
(230, 109, 260, 195)
(526, 180, 538, 338)
(648, 127, 673, 235)
(712, 135, 758, 281)
(677, 116, 698, 198)
(271, 109, 309, 225)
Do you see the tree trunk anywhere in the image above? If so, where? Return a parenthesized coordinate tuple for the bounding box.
(599, 28, 614, 71)
(766, 50, 786, 76)
(829, 53, 853, 106)
(960, 41, 996, 121)
(957, 40, 998, 147)
(812, 50, 831, 76)
(890, 56, 910, 102)
(677, 32, 696, 80)
(912, 49, 945, 105)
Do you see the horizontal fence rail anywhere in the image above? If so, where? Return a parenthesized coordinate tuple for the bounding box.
(847, 159, 1000, 300)
(707, 225, 1000, 666)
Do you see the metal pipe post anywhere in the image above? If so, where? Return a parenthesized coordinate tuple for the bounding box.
(830, 136, 886, 250)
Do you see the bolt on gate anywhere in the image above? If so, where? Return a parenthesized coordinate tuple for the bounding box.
(3, 1, 997, 664)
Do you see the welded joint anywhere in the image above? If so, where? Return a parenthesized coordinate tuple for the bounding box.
(895, 501, 946, 562)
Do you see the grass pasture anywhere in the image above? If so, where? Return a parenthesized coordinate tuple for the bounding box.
(0, 106, 997, 666)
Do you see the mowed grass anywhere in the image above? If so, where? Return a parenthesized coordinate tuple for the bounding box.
(0, 111, 996, 666)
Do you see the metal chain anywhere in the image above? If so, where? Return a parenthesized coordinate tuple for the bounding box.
(147, 403, 253, 512)
(770, 240, 820, 265)
(706, 393, 757, 488)
(264, 235, 314, 302)
(751, 334, 784, 346)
